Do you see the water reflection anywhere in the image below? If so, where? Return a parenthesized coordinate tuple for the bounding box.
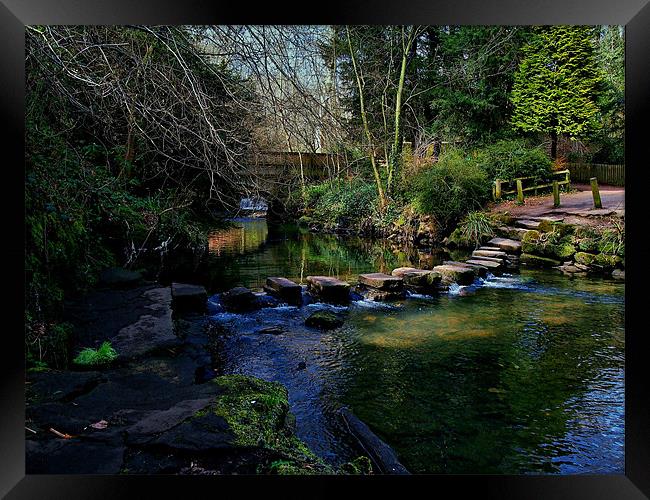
(204, 219, 624, 474)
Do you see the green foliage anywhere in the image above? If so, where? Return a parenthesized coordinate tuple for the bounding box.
(408, 150, 491, 229)
(73, 341, 118, 366)
(474, 139, 552, 181)
(303, 179, 378, 231)
(452, 211, 497, 247)
(510, 26, 603, 142)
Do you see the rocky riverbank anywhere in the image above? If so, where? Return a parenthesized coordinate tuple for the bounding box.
(25, 276, 373, 475)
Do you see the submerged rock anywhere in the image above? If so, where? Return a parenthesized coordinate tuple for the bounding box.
(305, 310, 344, 330)
(612, 269, 625, 280)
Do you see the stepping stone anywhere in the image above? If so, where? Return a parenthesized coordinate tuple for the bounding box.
(496, 226, 531, 241)
(391, 268, 442, 289)
(263, 277, 302, 305)
(478, 246, 501, 252)
(171, 283, 207, 313)
(221, 286, 259, 312)
(358, 273, 404, 291)
(306, 276, 350, 304)
(356, 287, 405, 302)
(515, 219, 540, 230)
(443, 261, 487, 278)
(433, 264, 478, 285)
(469, 255, 503, 264)
(529, 215, 564, 222)
(472, 250, 507, 260)
(466, 259, 502, 270)
(487, 237, 522, 253)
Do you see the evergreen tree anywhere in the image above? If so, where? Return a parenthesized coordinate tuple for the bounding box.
(510, 26, 603, 158)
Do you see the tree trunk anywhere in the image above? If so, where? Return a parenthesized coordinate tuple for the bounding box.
(550, 131, 558, 160)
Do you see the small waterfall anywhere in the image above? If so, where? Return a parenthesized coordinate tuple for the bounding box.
(239, 197, 268, 215)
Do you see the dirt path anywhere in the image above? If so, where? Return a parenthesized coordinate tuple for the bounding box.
(490, 185, 625, 223)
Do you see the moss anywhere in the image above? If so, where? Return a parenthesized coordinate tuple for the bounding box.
(339, 456, 373, 475)
(207, 375, 333, 474)
(593, 253, 622, 269)
(520, 253, 561, 267)
(522, 230, 540, 243)
(537, 219, 554, 232)
(297, 215, 313, 227)
(574, 252, 596, 265)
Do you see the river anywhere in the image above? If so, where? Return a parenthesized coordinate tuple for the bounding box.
(191, 218, 624, 474)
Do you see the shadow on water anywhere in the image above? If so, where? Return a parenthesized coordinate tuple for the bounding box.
(198, 219, 625, 474)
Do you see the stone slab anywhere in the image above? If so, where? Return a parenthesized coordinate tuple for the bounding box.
(171, 283, 208, 313)
(306, 276, 350, 304)
(358, 273, 404, 291)
(433, 264, 476, 285)
(263, 277, 302, 304)
(487, 237, 522, 253)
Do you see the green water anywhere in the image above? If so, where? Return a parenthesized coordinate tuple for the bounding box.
(206, 218, 625, 474)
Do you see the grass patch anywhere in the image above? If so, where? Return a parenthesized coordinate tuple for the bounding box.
(73, 341, 118, 366)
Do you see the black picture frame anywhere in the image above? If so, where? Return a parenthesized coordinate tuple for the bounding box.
(2, 1, 648, 498)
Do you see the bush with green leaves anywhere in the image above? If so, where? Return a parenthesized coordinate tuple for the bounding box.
(448, 211, 497, 247)
(73, 341, 118, 366)
(408, 149, 491, 230)
(474, 139, 552, 182)
(302, 179, 378, 231)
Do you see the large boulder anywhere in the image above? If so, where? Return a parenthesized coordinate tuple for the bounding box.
(220, 287, 259, 312)
(171, 283, 207, 313)
(263, 277, 302, 305)
(306, 276, 350, 304)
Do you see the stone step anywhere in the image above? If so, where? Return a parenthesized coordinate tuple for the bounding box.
(432, 264, 476, 286)
(529, 215, 564, 222)
(358, 273, 404, 291)
(443, 261, 487, 278)
(391, 267, 442, 288)
(171, 283, 207, 313)
(469, 255, 503, 264)
(472, 250, 507, 260)
(514, 219, 540, 230)
(487, 237, 522, 253)
(306, 276, 350, 304)
(466, 259, 502, 269)
(263, 277, 302, 304)
(478, 246, 501, 252)
(496, 226, 531, 241)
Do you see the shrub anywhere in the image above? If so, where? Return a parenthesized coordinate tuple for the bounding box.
(475, 139, 552, 181)
(409, 149, 491, 229)
(302, 179, 378, 231)
(73, 341, 118, 366)
(449, 211, 496, 247)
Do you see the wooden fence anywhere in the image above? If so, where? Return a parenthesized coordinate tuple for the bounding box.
(493, 170, 570, 201)
(566, 163, 625, 186)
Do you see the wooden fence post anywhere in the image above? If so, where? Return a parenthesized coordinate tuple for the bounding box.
(590, 177, 602, 209)
(495, 180, 502, 200)
(553, 181, 560, 207)
(516, 179, 524, 204)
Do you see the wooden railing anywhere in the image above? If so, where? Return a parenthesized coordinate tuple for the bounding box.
(492, 170, 570, 201)
(566, 163, 625, 186)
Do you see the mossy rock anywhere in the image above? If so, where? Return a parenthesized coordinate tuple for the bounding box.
(576, 237, 599, 253)
(550, 242, 577, 259)
(593, 253, 622, 270)
(305, 310, 344, 330)
(520, 253, 561, 268)
(338, 456, 373, 475)
(492, 212, 515, 226)
(537, 219, 554, 232)
(574, 252, 596, 266)
(203, 375, 334, 474)
(522, 230, 540, 243)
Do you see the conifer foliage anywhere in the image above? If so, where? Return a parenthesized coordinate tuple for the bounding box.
(510, 26, 603, 158)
